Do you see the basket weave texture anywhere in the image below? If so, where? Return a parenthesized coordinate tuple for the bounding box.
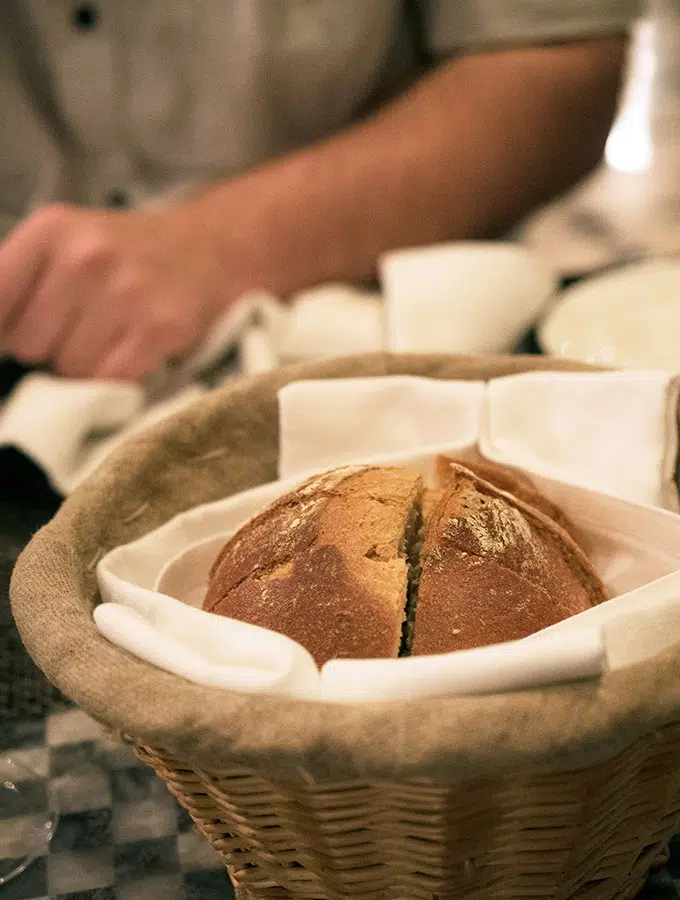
(10, 353, 680, 900)
(137, 722, 680, 900)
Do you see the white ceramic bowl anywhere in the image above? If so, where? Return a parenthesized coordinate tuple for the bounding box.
(539, 258, 680, 370)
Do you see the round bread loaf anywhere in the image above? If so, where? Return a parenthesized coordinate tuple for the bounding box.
(203, 462, 607, 665)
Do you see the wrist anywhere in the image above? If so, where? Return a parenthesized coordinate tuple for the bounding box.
(181, 179, 279, 306)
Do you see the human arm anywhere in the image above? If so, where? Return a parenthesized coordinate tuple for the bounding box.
(195, 34, 628, 293)
(0, 34, 627, 379)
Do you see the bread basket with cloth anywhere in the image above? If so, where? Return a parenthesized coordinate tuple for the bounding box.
(11, 353, 680, 900)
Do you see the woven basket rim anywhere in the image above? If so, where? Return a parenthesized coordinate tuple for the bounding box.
(11, 352, 680, 783)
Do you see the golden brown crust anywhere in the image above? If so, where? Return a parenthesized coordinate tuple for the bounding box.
(435, 454, 579, 542)
(204, 462, 606, 666)
(411, 550, 572, 654)
(421, 487, 444, 525)
(203, 466, 422, 666)
(412, 464, 607, 655)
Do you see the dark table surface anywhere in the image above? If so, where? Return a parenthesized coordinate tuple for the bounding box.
(1, 349, 680, 900)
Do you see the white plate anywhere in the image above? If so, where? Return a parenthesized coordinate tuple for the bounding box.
(538, 259, 680, 370)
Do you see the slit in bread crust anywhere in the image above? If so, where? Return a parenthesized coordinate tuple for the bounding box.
(398, 492, 425, 657)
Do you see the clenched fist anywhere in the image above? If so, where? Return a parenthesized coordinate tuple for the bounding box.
(0, 203, 230, 381)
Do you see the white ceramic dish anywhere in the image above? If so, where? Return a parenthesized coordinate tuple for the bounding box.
(539, 258, 680, 369)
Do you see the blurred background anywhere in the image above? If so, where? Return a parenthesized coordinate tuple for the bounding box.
(523, 0, 680, 275)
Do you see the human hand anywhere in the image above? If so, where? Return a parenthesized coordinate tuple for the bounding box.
(0, 203, 229, 380)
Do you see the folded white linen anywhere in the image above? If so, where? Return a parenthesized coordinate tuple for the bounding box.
(0, 373, 144, 495)
(278, 372, 679, 511)
(276, 283, 384, 364)
(94, 589, 319, 699)
(277, 376, 485, 480)
(480, 370, 680, 510)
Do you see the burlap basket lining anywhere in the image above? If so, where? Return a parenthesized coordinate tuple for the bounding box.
(11, 353, 680, 787)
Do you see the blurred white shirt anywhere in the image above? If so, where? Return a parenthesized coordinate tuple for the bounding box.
(0, 0, 640, 219)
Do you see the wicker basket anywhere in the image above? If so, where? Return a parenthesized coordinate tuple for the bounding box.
(10, 353, 680, 900)
(136, 727, 680, 900)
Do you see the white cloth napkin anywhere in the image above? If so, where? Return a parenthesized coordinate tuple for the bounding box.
(95, 369, 680, 702)
(0, 373, 207, 495)
(274, 283, 384, 364)
(481, 370, 680, 511)
(278, 372, 680, 511)
(278, 376, 485, 480)
(0, 241, 560, 495)
(94, 588, 319, 699)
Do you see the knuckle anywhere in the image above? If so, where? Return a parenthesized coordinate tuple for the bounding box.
(54, 351, 86, 379)
(10, 333, 48, 363)
(63, 229, 114, 272)
(143, 308, 181, 343)
(115, 267, 150, 301)
(30, 203, 72, 232)
(98, 345, 153, 382)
